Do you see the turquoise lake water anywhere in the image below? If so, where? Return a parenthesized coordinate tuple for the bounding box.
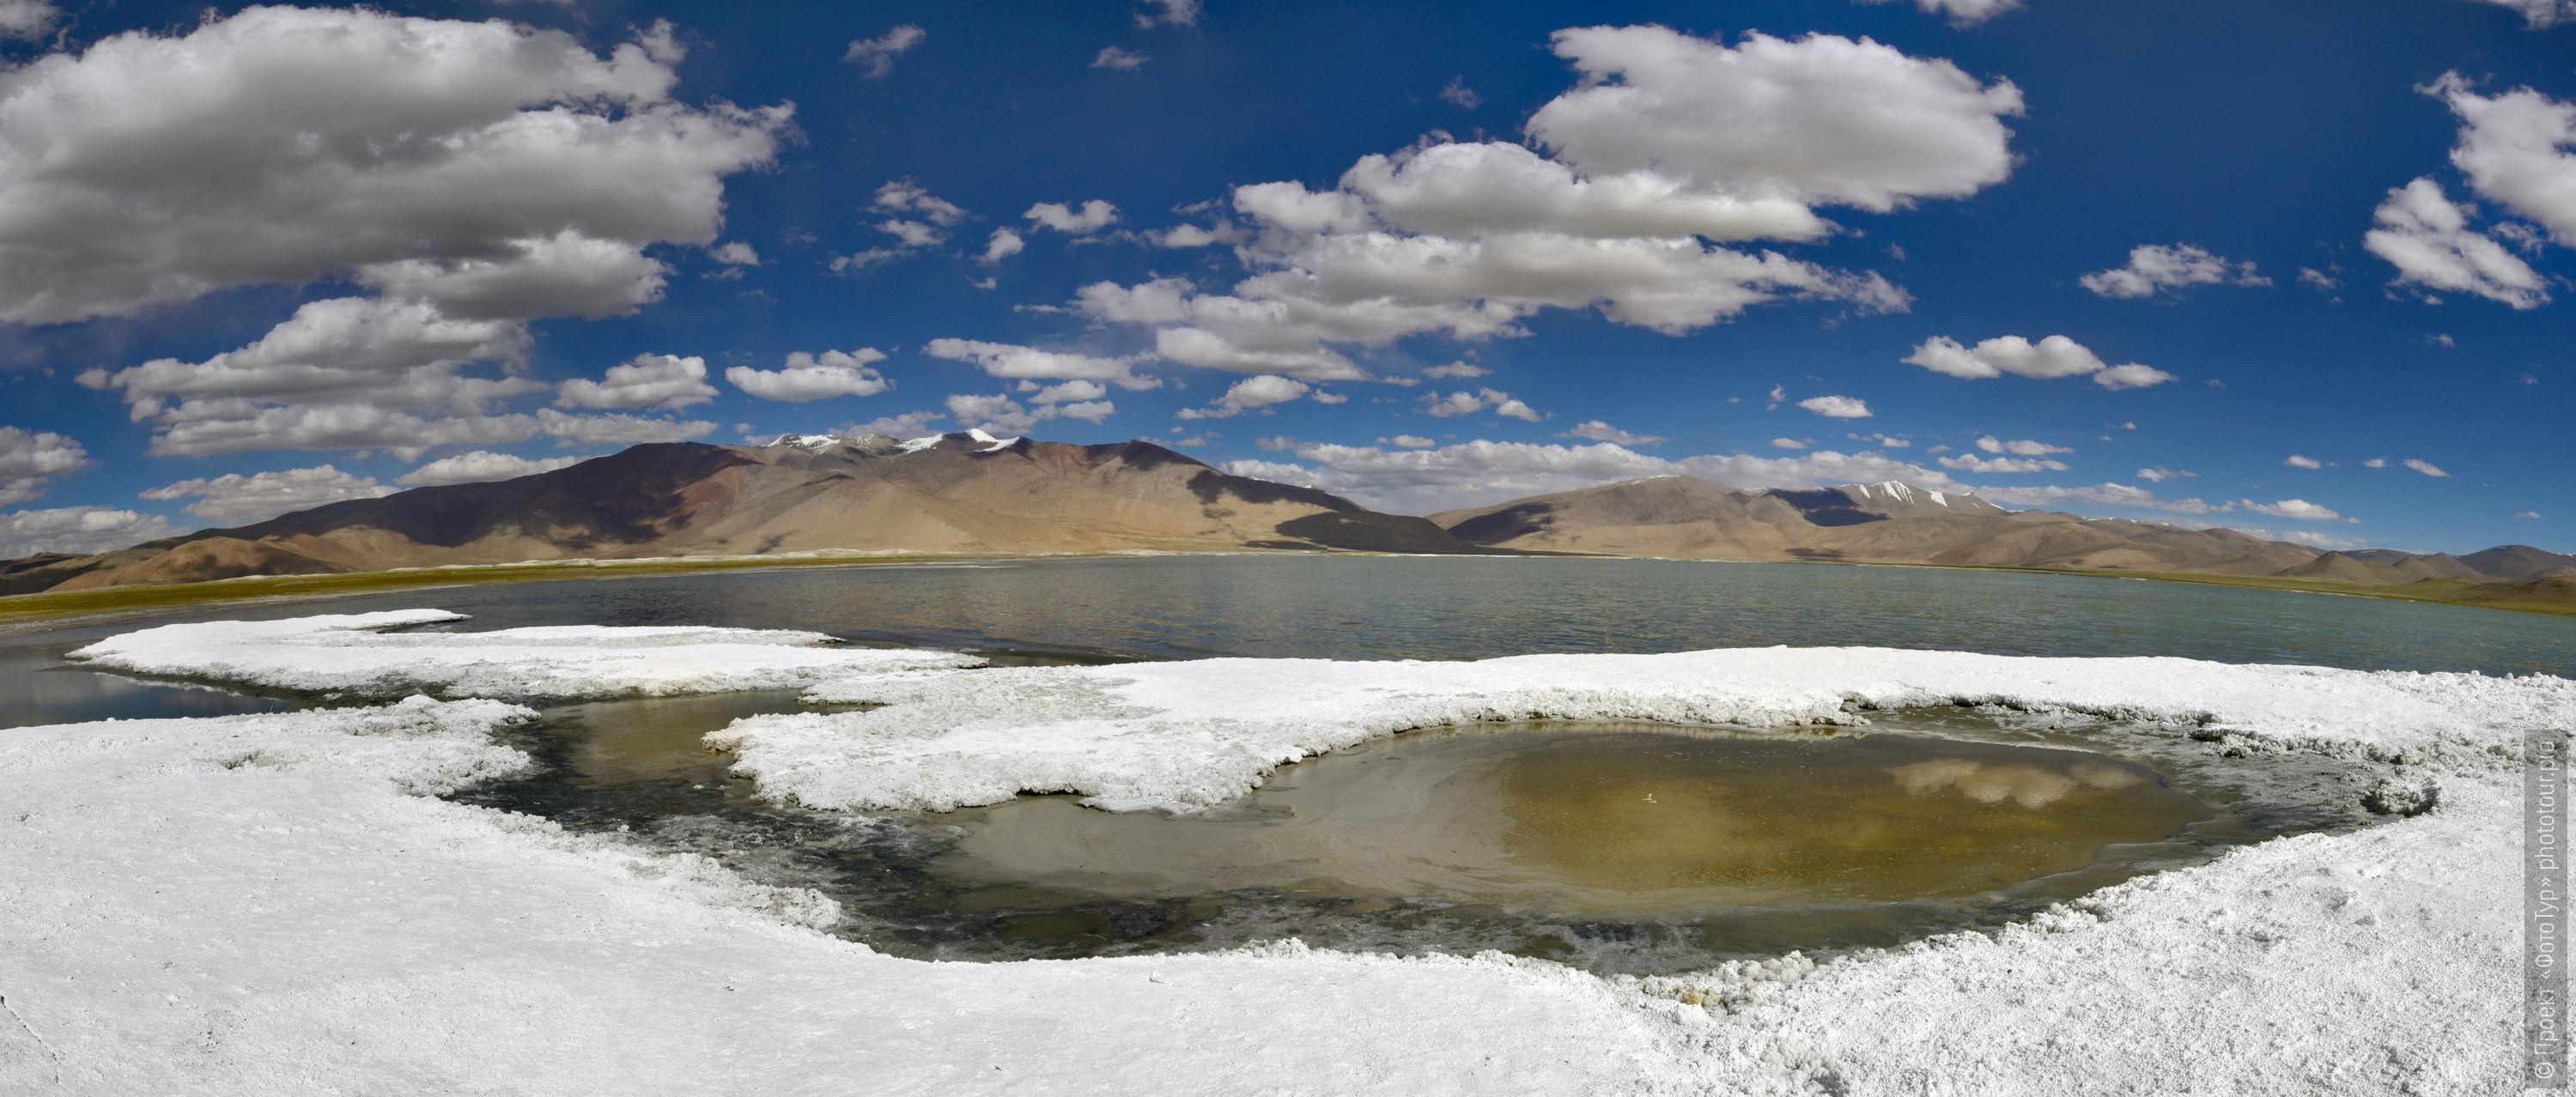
(3, 555, 2569, 728)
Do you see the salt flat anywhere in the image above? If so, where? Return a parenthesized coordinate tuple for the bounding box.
(6, 611, 2567, 1094)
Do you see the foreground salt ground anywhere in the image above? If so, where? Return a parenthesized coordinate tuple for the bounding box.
(0, 700, 1689, 1094)
(11, 611, 2571, 1094)
(67, 609, 984, 700)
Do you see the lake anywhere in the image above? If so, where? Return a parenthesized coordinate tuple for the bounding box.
(5, 555, 2569, 730)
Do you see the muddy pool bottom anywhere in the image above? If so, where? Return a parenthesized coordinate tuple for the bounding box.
(453, 696, 2374, 975)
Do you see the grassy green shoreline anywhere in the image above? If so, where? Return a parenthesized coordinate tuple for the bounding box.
(0, 551, 1054, 633)
(2, 549, 2568, 634)
(1849, 561, 2576, 619)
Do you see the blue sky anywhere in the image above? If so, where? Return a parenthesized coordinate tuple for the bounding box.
(0, 0, 2569, 556)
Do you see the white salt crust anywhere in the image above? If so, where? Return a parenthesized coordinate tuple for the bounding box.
(64, 610, 984, 700)
(725, 648, 2567, 812)
(0, 700, 1706, 1094)
(6, 612, 2568, 1094)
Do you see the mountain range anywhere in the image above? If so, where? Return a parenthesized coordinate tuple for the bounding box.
(0, 432, 1492, 596)
(1429, 475, 2570, 581)
(4, 433, 2571, 610)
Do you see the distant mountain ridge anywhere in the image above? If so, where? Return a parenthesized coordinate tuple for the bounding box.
(3, 444, 2568, 604)
(1, 431, 1502, 595)
(1427, 476, 2573, 584)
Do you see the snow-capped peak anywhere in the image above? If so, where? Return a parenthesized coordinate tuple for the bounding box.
(764, 433, 844, 452)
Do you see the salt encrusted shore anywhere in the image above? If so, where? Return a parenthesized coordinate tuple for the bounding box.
(65, 609, 984, 700)
(9, 610, 2570, 1094)
(0, 700, 1712, 1094)
(730, 648, 2549, 811)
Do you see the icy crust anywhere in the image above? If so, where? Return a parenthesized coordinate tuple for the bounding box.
(721, 647, 2574, 812)
(64, 609, 985, 701)
(0, 702, 1712, 1094)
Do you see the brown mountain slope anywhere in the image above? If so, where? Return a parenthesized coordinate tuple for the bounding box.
(33, 432, 1499, 593)
(1432, 476, 2334, 575)
(1432, 476, 1815, 558)
(2459, 545, 2576, 581)
(2278, 551, 2491, 585)
(0, 544, 171, 597)
(51, 538, 354, 590)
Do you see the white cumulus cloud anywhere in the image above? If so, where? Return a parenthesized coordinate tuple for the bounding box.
(0, 427, 93, 506)
(1528, 27, 2023, 212)
(1797, 395, 1872, 419)
(2284, 455, 2324, 470)
(1938, 453, 2067, 473)
(1855, 0, 2026, 27)
(1135, 0, 1200, 27)
(2404, 458, 2451, 477)
(981, 230, 1026, 264)
(1977, 436, 2071, 457)
(841, 410, 947, 439)
(1224, 438, 1962, 514)
(1177, 374, 1313, 420)
(398, 451, 582, 487)
(0, 1, 60, 39)
(1079, 28, 2015, 380)
(873, 181, 969, 228)
(2364, 178, 2548, 308)
(17, 11, 784, 459)
(1901, 335, 2175, 389)
(2079, 244, 2269, 299)
(2235, 498, 2346, 523)
(1027, 200, 1121, 233)
(529, 409, 715, 446)
(1420, 388, 1541, 422)
(1561, 421, 1667, 445)
(2427, 73, 2576, 248)
(557, 355, 718, 411)
(943, 392, 1112, 434)
(0, 506, 185, 559)
(924, 338, 1161, 390)
(726, 349, 892, 403)
(81, 297, 549, 458)
(846, 25, 927, 79)
(1972, 482, 2216, 515)
(0, 10, 787, 327)
(1091, 47, 1148, 70)
(1025, 379, 1109, 404)
(140, 464, 398, 524)
(2464, 1, 2576, 31)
